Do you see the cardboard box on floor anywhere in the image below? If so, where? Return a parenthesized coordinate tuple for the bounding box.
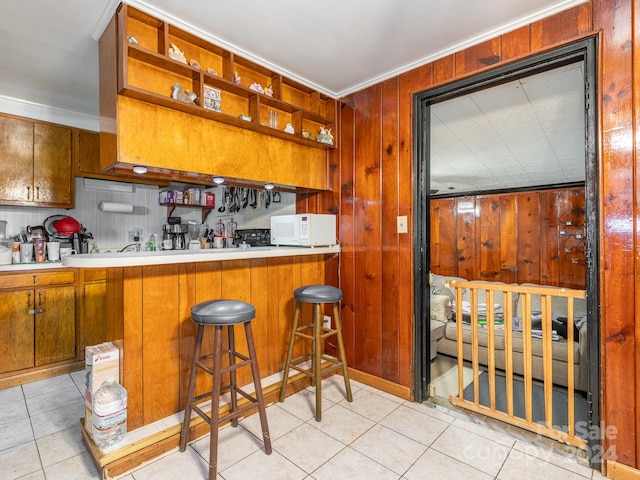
(84, 341, 120, 437)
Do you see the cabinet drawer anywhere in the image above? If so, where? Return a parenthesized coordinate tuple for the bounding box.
(0, 270, 75, 289)
(83, 268, 106, 283)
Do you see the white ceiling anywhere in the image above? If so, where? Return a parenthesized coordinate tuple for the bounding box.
(430, 62, 586, 195)
(0, 0, 587, 118)
(0, 0, 588, 193)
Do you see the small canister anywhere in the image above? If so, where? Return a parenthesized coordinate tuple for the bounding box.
(213, 235, 224, 249)
(12, 242, 21, 264)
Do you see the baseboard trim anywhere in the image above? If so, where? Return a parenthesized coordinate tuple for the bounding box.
(607, 460, 640, 479)
(346, 368, 411, 400)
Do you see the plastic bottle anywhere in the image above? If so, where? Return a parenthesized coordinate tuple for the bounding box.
(92, 377, 127, 452)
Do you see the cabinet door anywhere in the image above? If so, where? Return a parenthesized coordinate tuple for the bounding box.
(75, 129, 101, 176)
(33, 123, 73, 206)
(35, 286, 76, 366)
(0, 290, 34, 373)
(83, 281, 107, 348)
(0, 115, 34, 202)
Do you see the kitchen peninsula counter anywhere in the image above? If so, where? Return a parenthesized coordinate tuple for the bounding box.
(73, 242, 339, 476)
(61, 245, 340, 268)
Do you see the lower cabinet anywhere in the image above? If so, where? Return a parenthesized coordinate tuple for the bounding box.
(34, 285, 76, 366)
(0, 270, 77, 379)
(0, 290, 34, 373)
(81, 269, 107, 349)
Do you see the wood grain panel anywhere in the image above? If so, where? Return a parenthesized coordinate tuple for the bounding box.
(431, 188, 585, 288)
(538, 191, 560, 286)
(337, 102, 356, 366)
(456, 197, 476, 280)
(380, 77, 400, 382)
(275, 257, 296, 369)
(501, 26, 531, 61)
(142, 265, 181, 424)
(122, 267, 143, 429)
(594, 0, 637, 466)
(354, 85, 383, 376)
(455, 38, 502, 76)
(515, 193, 540, 284)
(478, 196, 501, 281)
(35, 286, 76, 366)
(396, 67, 420, 389)
(432, 56, 454, 86)
(249, 258, 270, 381)
(500, 195, 518, 284)
(531, 3, 592, 50)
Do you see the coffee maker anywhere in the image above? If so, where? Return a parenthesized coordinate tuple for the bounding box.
(162, 224, 188, 250)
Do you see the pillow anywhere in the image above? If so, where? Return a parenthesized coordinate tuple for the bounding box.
(430, 273, 468, 301)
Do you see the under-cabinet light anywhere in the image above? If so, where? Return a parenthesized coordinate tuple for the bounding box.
(264, 183, 275, 190)
(213, 177, 225, 185)
(132, 165, 148, 174)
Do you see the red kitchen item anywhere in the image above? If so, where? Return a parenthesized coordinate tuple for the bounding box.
(54, 216, 82, 235)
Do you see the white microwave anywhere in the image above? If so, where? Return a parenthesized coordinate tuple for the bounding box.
(270, 214, 337, 247)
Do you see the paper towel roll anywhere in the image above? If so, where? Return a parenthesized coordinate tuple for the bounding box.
(98, 201, 134, 213)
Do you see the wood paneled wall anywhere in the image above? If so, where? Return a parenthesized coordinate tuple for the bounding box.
(430, 188, 586, 289)
(302, 0, 640, 470)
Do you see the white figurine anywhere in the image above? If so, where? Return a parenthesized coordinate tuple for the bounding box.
(249, 82, 265, 93)
(168, 43, 187, 64)
(284, 123, 295, 134)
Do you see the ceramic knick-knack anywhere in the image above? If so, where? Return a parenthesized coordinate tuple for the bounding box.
(168, 43, 187, 64)
(316, 126, 334, 145)
(171, 83, 197, 104)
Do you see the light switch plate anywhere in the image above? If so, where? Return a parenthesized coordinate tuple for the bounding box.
(397, 216, 408, 234)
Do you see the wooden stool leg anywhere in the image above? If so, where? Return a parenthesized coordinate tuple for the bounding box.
(279, 300, 302, 402)
(244, 321, 272, 454)
(333, 302, 353, 402)
(227, 325, 239, 427)
(208, 325, 224, 480)
(180, 323, 204, 452)
(313, 302, 323, 421)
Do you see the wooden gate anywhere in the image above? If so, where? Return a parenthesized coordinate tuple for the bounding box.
(446, 280, 587, 449)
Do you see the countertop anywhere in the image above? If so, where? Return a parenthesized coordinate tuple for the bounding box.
(0, 261, 66, 272)
(61, 245, 340, 268)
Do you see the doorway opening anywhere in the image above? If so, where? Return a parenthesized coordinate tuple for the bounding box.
(412, 36, 600, 466)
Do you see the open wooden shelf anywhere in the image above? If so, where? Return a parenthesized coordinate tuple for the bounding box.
(119, 4, 337, 150)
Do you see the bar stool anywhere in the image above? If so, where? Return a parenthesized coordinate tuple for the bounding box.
(279, 284, 352, 421)
(179, 299, 271, 480)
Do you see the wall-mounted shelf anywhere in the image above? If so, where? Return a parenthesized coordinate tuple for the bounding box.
(160, 203, 213, 224)
(120, 5, 337, 150)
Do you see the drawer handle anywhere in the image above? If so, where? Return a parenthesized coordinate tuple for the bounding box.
(29, 308, 44, 314)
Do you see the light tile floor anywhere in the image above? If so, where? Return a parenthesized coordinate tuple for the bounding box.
(0, 370, 608, 480)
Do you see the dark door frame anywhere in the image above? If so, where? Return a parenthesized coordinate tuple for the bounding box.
(412, 36, 601, 466)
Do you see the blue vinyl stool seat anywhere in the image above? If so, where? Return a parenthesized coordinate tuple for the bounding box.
(179, 299, 271, 480)
(279, 284, 353, 421)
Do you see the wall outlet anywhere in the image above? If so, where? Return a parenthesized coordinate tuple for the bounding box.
(397, 215, 408, 234)
(323, 315, 331, 330)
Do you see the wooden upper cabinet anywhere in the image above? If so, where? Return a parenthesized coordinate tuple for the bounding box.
(73, 129, 169, 187)
(99, 4, 334, 191)
(0, 113, 74, 208)
(74, 129, 101, 176)
(34, 123, 73, 206)
(0, 115, 34, 203)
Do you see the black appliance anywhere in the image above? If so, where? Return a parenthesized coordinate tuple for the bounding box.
(232, 228, 271, 247)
